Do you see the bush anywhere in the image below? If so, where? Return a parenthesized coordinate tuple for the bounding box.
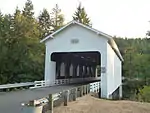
(138, 86, 150, 102)
(122, 80, 144, 100)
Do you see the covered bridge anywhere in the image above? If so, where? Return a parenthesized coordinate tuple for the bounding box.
(40, 21, 123, 99)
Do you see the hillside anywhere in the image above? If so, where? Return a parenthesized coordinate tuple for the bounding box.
(52, 95, 150, 113)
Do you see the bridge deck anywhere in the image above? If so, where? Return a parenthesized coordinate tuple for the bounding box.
(0, 81, 98, 113)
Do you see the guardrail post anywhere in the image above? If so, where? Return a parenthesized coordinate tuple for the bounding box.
(73, 88, 77, 101)
(86, 85, 87, 94)
(29, 100, 36, 106)
(86, 85, 88, 94)
(89, 84, 91, 93)
(80, 86, 83, 97)
(83, 85, 86, 95)
(64, 90, 69, 106)
(86, 84, 89, 94)
(82, 85, 84, 95)
(84, 85, 86, 94)
(49, 94, 53, 113)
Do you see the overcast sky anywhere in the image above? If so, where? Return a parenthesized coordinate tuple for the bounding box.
(0, 0, 150, 38)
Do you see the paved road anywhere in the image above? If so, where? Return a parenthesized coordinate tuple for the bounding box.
(0, 84, 84, 113)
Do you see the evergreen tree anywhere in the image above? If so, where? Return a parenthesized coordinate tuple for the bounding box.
(0, 11, 3, 33)
(0, 5, 44, 84)
(22, 0, 34, 19)
(21, 0, 40, 38)
(12, 7, 22, 34)
(38, 8, 52, 38)
(51, 4, 64, 31)
(0, 11, 3, 24)
(0, 14, 14, 84)
(73, 3, 91, 26)
(146, 31, 150, 36)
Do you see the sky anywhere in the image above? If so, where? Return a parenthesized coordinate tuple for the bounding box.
(0, 0, 150, 38)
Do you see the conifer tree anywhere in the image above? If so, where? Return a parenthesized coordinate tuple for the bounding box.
(73, 3, 91, 26)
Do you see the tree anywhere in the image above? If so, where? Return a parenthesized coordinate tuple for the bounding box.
(0, 13, 14, 84)
(0, 4, 45, 84)
(0, 1, 66, 84)
(13, 6, 44, 82)
(22, 0, 34, 19)
(73, 3, 91, 26)
(51, 4, 64, 31)
(146, 31, 150, 36)
(38, 8, 52, 38)
(0, 11, 3, 31)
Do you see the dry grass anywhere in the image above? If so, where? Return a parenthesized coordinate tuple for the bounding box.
(50, 94, 150, 113)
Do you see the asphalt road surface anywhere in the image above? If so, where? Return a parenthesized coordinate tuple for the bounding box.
(0, 84, 84, 113)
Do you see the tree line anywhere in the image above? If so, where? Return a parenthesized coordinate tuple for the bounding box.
(114, 37, 150, 101)
(0, 0, 91, 84)
(114, 37, 150, 82)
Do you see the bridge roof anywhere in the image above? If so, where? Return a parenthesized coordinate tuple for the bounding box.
(40, 20, 123, 61)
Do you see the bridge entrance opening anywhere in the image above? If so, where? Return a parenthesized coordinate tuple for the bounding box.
(51, 51, 101, 80)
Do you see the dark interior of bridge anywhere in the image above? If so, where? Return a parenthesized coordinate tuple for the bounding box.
(51, 51, 101, 79)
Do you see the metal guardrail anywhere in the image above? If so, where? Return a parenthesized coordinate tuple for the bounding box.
(0, 82, 34, 90)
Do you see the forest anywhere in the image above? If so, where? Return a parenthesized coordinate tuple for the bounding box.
(0, 0, 150, 101)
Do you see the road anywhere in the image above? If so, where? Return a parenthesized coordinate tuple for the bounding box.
(0, 84, 85, 113)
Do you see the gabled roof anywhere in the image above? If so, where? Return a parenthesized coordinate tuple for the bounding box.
(40, 20, 124, 61)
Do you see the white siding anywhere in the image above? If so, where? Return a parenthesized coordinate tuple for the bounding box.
(45, 24, 107, 53)
(114, 52, 122, 89)
(44, 45, 56, 83)
(107, 43, 122, 96)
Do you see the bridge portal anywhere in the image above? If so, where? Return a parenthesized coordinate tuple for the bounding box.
(51, 51, 100, 79)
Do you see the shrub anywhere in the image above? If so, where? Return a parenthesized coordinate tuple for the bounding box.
(138, 86, 150, 102)
(122, 80, 144, 100)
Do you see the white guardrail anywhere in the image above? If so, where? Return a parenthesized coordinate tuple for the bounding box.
(30, 77, 101, 89)
(0, 77, 101, 90)
(31, 76, 137, 89)
(90, 82, 100, 93)
(0, 82, 34, 90)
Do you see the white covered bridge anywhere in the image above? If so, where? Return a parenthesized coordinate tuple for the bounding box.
(41, 20, 123, 99)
